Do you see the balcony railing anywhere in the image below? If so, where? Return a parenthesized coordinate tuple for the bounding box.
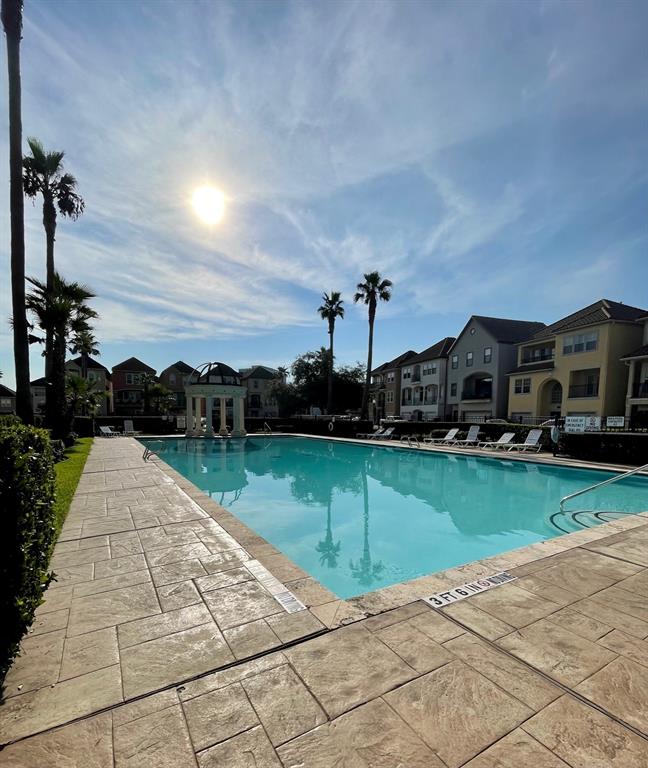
(632, 381, 648, 398)
(461, 390, 492, 400)
(521, 351, 555, 364)
(568, 383, 599, 398)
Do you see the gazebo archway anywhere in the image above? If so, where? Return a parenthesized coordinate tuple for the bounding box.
(185, 362, 247, 437)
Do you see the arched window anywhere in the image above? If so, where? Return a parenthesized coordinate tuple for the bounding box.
(402, 387, 412, 405)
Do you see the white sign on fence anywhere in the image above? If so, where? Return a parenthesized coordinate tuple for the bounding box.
(564, 416, 601, 433)
(176, 415, 186, 429)
(606, 416, 625, 428)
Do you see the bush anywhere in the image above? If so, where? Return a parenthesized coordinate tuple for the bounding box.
(0, 421, 56, 685)
(559, 432, 648, 465)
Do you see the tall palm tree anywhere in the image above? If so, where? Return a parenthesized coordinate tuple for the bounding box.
(26, 273, 97, 438)
(353, 272, 392, 419)
(23, 137, 84, 383)
(69, 328, 99, 379)
(2, 0, 32, 423)
(318, 291, 344, 414)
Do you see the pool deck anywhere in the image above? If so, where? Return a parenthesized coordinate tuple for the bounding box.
(2, 436, 648, 766)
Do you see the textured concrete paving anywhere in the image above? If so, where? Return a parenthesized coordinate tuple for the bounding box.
(1, 437, 648, 766)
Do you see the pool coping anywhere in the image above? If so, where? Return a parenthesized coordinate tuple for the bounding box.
(141, 433, 648, 625)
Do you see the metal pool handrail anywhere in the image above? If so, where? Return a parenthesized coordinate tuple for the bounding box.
(559, 462, 648, 512)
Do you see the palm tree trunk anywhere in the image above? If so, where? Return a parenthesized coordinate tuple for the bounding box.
(3, 0, 32, 424)
(327, 319, 334, 414)
(361, 302, 376, 419)
(50, 328, 67, 439)
(43, 194, 56, 383)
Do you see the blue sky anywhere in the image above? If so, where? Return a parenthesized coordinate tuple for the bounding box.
(1, 0, 647, 388)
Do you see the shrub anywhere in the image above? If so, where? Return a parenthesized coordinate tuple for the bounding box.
(559, 432, 648, 465)
(0, 421, 56, 685)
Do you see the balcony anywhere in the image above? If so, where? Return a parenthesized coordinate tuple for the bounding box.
(461, 389, 492, 401)
(568, 382, 599, 398)
(521, 351, 555, 364)
(632, 381, 648, 398)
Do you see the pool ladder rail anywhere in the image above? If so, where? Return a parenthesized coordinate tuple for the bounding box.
(400, 435, 420, 448)
(559, 461, 648, 513)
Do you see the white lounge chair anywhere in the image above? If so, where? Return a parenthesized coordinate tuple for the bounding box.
(372, 427, 395, 440)
(424, 428, 459, 445)
(357, 427, 383, 439)
(453, 425, 481, 447)
(123, 420, 141, 436)
(478, 432, 515, 450)
(507, 428, 543, 453)
(99, 425, 120, 437)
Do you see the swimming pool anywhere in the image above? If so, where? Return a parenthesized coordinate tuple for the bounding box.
(141, 437, 648, 599)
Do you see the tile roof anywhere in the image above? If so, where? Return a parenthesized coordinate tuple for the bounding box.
(371, 350, 418, 376)
(67, 356, 111, 374)
(407, 337, 456, 364)
(506, 361, 555, 376)
(620, 344, 648, 361)
(240, 365, 281, 380)
(112, 357, 156, 374)
(163, 360, 194, 374)
(532, 299, 648, 340)
(472, 316, 546, 343)
(0, 383, 16, 397)
(30, 377, 47, 386)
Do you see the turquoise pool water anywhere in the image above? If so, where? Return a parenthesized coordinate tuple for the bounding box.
(141, 437, 648, 599)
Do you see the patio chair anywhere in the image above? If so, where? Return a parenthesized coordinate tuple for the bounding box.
(99, 425, 120, 437)
(357, 427, 383, 439)
(478, 432, 515, 450)
(453, 425, 481, 447)
(123, 420, 141, 436)
(507, 428, 543, 453)
(424, 428, 459, 444)
(371, 426, 395, 440)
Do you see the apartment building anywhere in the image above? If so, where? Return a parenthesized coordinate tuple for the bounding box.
(507, 300, 647, 421)
(370, 350, 418, 420)
(159, 360, 193, 412)
(239, 366, 283, 418)
(447, 316, 546, 421)
(622, 313, 648, 427)
(0, 384, 16, 414)
(400, 337, 455, 420)
(65, 356, 113, 415)
(30, 377, 47, 416)
(112, 357, 156, 415)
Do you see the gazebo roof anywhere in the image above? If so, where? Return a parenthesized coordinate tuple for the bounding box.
(188, 361, 242, 386)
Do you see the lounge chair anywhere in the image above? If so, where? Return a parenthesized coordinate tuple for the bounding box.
(424, 428, 459, 445)
(99, 425, 120, 437)
(123, 420, 141, 436)
(357, 427, 384, 439)
(478, 432, 515, 450)
(372, 427, 395, 440)
(453, 425, 480, 447)
(507, 428, 543, 453)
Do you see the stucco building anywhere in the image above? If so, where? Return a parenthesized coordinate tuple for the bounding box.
(399, 337, 455, 421)
(239, 366, 284, 418)
(370, 350, 418, 420)
(112, 357, 156, 415)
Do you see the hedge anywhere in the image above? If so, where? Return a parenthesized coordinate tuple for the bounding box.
(0, 420, 56, 685)
(559, 432, 648, 465)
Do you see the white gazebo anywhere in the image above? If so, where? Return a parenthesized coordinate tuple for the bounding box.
(185, 362, 247, 438)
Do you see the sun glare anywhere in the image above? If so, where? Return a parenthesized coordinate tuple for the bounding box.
(192, 185, 226, 225)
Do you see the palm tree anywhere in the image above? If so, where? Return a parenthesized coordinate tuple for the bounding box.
(26, 273, 97, 438)
(66, 374, 104, 418)
(2, 0, 32, 423)
(318, 291, 344, 414)
(353, 272, 392, 419)
(69, 328, 99, 380)
(316, 494, 341, 568)
(23, 137, 85, 384)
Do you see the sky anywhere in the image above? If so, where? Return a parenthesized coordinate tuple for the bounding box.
(1, 0, 648, 388)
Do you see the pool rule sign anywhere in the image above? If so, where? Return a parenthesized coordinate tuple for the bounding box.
(424, 572, 517, 608)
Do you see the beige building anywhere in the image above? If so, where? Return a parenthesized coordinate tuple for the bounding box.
(621, 314, 648, 428)
(239, 366, 284, 418)
(507, 300, 647, 422)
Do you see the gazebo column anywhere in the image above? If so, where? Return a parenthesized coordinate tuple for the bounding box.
(232, 396, 246, 437)
(185, 393, 193, 436)
(194, 397, 203, 435)
(219, 397, 228, 436)
(205, 396, 214, 437)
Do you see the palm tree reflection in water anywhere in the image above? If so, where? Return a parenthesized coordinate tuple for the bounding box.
(316, 494, 341, 568)
(349, 462, 385, 589)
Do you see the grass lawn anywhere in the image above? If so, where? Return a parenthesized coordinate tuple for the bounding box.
(53, 437, 93, 541)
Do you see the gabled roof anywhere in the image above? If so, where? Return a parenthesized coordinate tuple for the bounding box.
(621, 344, 648, 361)
(471, 316, 546, 344)
(112, 357, 156, 374)
(371, 350, 418, 376)
(506, 361, 555, 376)
(532, 300, 648, 340)
(30, 377, 47, 387)
(161, 360, 193, 375)
(240, 365, 281, 380)
(407, 337, 456, 364)
(66, 356, 110, 374)
(0, 383, 16, 397)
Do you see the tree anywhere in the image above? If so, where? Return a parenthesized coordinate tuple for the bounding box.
(2, 0, 32, 423)
(69, 328, 99, 379)
(26, 273, 97, 439)
(318, 291, 344, 415)
(66, 374, 104, 418)
(353, 271, 393, 419)
(23, 137, 84, 385)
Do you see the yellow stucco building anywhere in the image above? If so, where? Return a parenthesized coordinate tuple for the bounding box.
(507, 300, 646, 422)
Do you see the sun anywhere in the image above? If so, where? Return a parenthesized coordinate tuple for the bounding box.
(191, 185, 226, 225)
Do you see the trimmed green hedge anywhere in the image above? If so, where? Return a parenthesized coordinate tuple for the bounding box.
(0, 421, 56, 684)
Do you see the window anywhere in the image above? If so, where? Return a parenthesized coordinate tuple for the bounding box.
(425, 384, 438, 404)
(451, 355, 458, 369)
(466, 352, 473, 367)
(169, 373, 176, 384)
(484, 347, 492, 364)
(563, 331, 598, 355)
(402, 368, 411, 380)
(88, 372, 97, 382)
(386, 391, 394, 404)
(450, 383, 457, 397)
(125, 373, 142, 385)
(401, 387, 412, 405)
(514, 378, 531, 394)
(423, 363, 437, 376)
